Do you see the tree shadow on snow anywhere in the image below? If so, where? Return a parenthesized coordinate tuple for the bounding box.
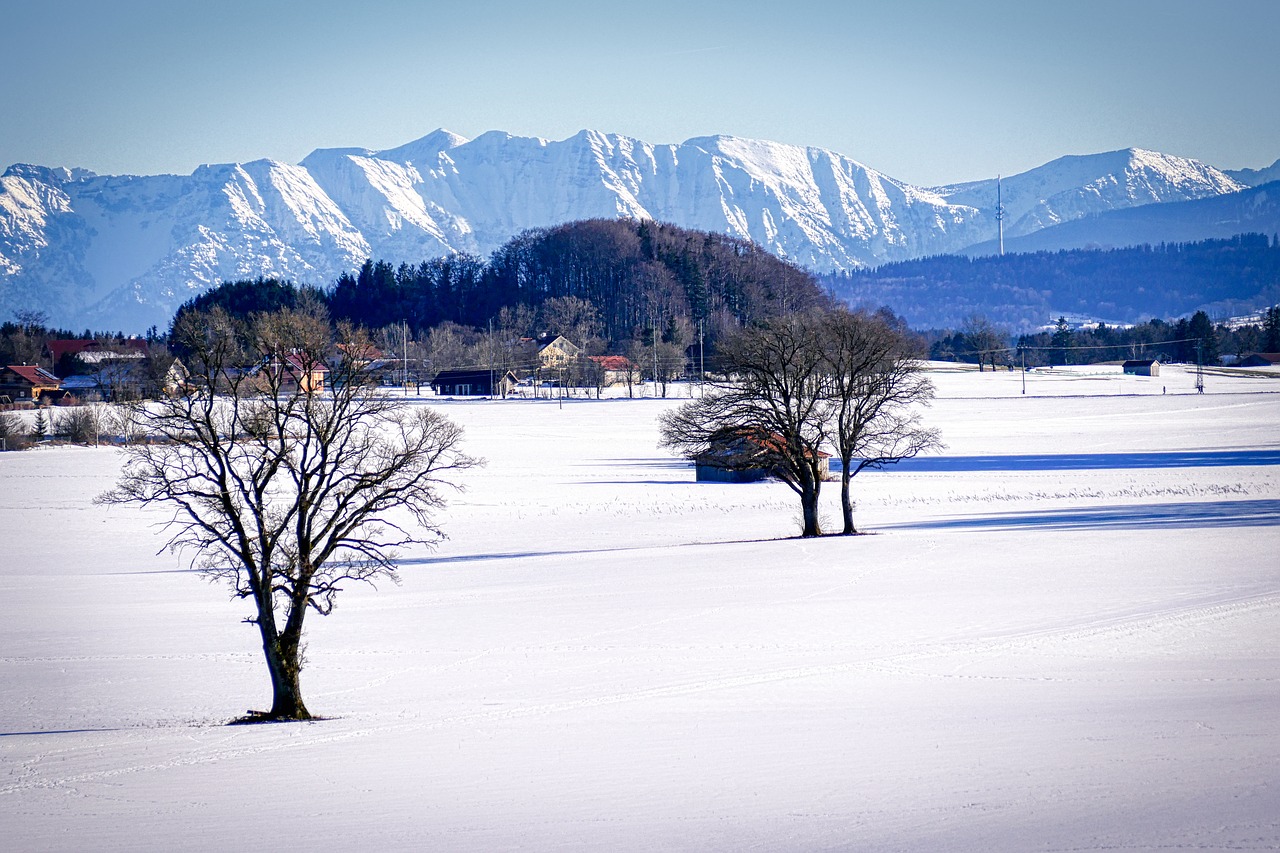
(0, 728, 125, 737)
(876, 449, 1280, 473)
(890, 499, 1280, 532)
(396, 536, 800, 566)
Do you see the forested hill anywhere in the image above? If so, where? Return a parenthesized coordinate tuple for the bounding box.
(175, 219, 830, 348)
(822, 234, 1280, 330)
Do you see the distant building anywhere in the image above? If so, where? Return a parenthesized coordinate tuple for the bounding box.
(537, 335, 581, 370)
(587, 355, 637, 387)
(432, 369, 519, 397)
(0, 364, 63, 403)
(45, 338, 148, 375)
(265, 353, 329, 394)
(1122, 359, 1160, 376)
(1238, 353, 1280, 367)
(693, 427, 831, 483)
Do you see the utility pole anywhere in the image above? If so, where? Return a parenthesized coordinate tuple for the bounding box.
(1020, 346, 1026, 395)
(698, 318, 705, 396)
(996, 175, 1005, 257)
(1196, 341, 1205, 394)
(651, 317, 659, 399)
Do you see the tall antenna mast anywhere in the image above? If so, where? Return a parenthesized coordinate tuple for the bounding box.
(996, 175, 1005, 256)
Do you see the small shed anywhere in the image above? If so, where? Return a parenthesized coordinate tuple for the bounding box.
(432, 369, 519, 397)
(694, 428, 831, 483)
(1122, 359, 1160, 376)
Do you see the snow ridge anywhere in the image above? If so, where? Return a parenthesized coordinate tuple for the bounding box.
(0, 130, 1253, 330)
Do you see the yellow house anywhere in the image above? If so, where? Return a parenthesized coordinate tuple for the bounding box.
(537, 335, 581, 369)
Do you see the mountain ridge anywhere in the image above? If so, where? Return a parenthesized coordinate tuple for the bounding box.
(0, 128, 1268, 330)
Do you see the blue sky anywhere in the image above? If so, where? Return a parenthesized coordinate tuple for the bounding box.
(3, 0, 1277, 186)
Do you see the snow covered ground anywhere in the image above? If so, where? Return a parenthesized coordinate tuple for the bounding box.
(2, 364, 1278, 851)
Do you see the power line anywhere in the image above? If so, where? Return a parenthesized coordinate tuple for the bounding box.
(961, 335, 1209, 359)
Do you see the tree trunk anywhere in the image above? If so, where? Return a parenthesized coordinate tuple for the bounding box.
(840, 464, 857, 535)
(261, 627, 311, 720)
(800, 477, 822, 538)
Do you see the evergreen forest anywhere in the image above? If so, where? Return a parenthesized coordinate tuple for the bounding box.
(824, 234, 1280, 330)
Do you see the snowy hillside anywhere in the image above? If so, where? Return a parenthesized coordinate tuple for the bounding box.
(938, 148, 1244, 237)
(0, 131, 1255, 330)
(2, 367, 1278, 851)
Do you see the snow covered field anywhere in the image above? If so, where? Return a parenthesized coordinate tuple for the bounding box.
(2, 364, 1278, 851)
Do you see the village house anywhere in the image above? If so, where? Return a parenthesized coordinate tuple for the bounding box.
(275, 353, 330, 394)
(0, 364, 64, 404)
(587, 355, 637, 387)
(45, 339, 148, 377)
(537, 335, 581, 370)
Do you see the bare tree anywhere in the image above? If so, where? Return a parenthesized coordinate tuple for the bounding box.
(538, 295, 603, 351)
(99, 305, 479, 721)
(0, 411, 33, 451)
(424, 321, 474, 378)
(822, 310, 942, 535)
(660, 312, 831, 537)
(962, 314, 1008, 371)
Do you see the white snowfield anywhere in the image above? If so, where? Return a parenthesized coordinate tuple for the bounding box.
(2, 364, 1278, 852)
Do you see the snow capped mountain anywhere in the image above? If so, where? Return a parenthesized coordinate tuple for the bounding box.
(937, 148, 1245, 237)
(0, 130, 1262, 330)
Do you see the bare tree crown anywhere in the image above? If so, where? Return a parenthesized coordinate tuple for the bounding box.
(99, 306, 479, 720)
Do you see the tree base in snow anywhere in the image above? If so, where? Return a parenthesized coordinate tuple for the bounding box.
(228, 710, 323, 725)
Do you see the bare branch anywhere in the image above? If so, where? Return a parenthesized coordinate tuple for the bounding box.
(98, 306, 481, 720)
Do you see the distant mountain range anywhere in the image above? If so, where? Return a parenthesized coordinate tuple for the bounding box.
(1, 127, 1275, 331)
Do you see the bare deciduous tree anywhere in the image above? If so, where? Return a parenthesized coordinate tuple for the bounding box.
(662, 308, 942, 538)
(99, 305, 479, 721)
(822, 310, 942, 535)
(962, 314, 1008, 372)
(661, 312, 831, 537)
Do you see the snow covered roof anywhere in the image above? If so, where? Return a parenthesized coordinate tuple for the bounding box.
(46, 339, 147, 364)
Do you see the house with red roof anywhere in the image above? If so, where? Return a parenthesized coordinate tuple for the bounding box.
(263, 352, 329, 394)
(587, 355, 638, 387)
(1, 364, 64, 403)
(45, 339, 148, 377)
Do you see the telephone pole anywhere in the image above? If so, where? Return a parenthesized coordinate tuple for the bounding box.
(996, 175, 1005, 257)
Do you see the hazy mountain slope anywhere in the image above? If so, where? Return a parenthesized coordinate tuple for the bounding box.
(1228, 158, 1280, 187)
(963, 181, 1280, 256)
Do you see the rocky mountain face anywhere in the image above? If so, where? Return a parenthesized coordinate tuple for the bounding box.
(0, 128, 1258, 330)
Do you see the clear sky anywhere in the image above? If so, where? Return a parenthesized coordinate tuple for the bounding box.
(3, 0, 1277, 187)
